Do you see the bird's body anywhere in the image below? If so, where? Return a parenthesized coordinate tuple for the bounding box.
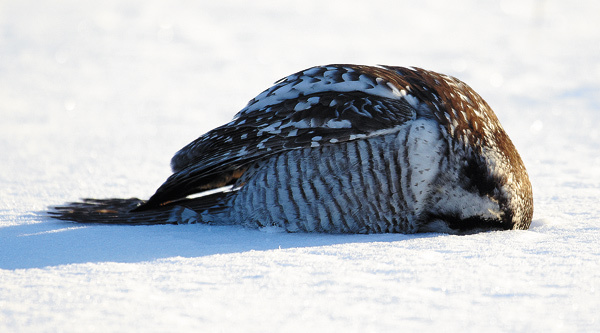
(51, 64, 533, 234)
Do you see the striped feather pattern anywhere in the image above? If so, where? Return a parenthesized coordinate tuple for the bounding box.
(220, 120, 443, 233)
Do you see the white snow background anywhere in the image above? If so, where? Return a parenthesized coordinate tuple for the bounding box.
(1, 0, 599, 331)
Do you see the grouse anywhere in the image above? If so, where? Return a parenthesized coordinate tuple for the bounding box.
(51, 64, 534, 234)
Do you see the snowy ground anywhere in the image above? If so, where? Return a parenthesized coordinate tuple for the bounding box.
(1, 0, 599, 331)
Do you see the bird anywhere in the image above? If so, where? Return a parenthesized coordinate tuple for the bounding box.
(50, 64, 534, 234)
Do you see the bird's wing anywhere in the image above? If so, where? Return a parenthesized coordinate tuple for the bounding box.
(137, 65, 420, 210)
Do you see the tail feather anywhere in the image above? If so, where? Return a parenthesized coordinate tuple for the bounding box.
(49, 192, 230, 225)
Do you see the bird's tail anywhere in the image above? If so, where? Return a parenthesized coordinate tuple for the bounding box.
(49, 192, 229, 225)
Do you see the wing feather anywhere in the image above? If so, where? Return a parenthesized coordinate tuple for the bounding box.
(136, 67, 418, 210)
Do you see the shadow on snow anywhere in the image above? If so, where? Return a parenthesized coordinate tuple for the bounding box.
(0, 213, 439, 270)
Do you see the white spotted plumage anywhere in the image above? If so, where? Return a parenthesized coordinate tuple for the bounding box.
(51, 64, 534, 234)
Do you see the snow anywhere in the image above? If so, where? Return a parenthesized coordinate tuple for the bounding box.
(1, 0, 599, 331)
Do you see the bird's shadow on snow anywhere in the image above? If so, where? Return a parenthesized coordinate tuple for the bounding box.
(0, 213, 435, 270)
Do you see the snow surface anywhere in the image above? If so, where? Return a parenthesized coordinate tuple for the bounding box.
(1, 0, 599, 331)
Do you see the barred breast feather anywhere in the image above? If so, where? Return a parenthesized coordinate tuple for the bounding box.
(51, 64, 534, 234)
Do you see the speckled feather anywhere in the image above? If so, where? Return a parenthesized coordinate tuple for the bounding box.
(51, 64, 533, 233)
(152, 66, 418, 208)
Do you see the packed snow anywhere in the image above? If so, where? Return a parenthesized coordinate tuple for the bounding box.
(1, 0, 599, 331)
